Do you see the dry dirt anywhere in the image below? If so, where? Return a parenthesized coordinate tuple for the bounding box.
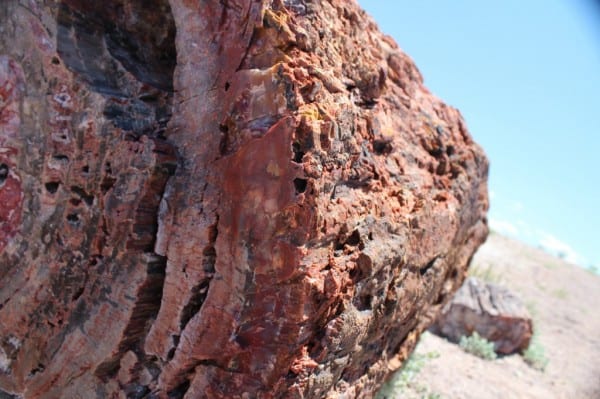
(379, 232, 600, 399)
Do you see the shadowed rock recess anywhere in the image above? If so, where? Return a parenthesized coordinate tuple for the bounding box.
(0, 0, 488, 398)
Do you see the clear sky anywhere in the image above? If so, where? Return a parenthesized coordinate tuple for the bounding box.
(358, 1, 600, 269)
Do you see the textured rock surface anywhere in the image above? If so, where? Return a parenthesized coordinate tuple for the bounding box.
(0, 0, 488, 398)
(431, 277, 533, 355)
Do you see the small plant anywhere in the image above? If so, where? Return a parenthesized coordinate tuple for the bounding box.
(535, 281, 547, 292)
(458, 332, 497, 360)
(522, 332, 549, 371)
(376, 339, 441, 399)
(468, 263, 503, 284)
(551, 288, 568, 300)
(525, 300, 538, 318)
(543, 262, 558, 270)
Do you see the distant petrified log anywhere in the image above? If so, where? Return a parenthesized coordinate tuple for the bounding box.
(0, 0, 488, 398)
(432, 277, 533, 355)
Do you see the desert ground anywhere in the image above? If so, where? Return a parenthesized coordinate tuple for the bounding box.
(378, 232, 600, 399)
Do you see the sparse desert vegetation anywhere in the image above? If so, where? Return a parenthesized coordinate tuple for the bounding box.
(376, 335, 443, 399)
(467, 262, 504, 284)
(522, 330, 549, 371)
(458, 332, 497, 360)
(378, 234, 600, 398)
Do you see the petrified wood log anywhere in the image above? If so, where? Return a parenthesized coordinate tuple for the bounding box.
(432, 277, 533, 355)
(0, 0, 489, 398)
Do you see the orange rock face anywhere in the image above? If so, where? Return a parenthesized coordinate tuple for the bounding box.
(0, 0, 488, 398)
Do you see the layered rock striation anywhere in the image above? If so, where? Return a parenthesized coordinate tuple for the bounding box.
(0, 0, 488, 398)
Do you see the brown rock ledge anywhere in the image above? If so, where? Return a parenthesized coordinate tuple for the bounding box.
(0, 0, 488, 397)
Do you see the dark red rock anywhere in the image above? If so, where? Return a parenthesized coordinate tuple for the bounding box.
(0, 0, 488, 398)
(432, 277, 533, 355)
(0, 57, 24, 256)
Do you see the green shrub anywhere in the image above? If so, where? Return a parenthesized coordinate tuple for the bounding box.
(458, 332, 497, 360)
(468, 263, 504, 284)
(376, 342, 441, 399)
(551, 288, 568, 299)
(525, 300, 538, 318)
(522, 332, 549, 371)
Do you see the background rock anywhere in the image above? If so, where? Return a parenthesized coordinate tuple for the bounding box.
(0, 0, 488, 397)
(432, 277, 533, 354)
(382, 233, 600, 399)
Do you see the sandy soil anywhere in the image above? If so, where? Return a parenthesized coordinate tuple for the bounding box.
(380, 232, 600, 399)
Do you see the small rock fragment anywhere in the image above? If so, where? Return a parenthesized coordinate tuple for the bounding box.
(432, 277, 533, 354)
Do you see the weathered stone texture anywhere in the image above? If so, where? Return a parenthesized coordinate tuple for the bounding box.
(0, 0, 488, 398)
(432, 277, 533, 355)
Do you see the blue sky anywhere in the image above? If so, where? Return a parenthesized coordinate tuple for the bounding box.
(358, 1, 600, 268)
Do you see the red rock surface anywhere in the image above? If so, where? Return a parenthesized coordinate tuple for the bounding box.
(0, 1, 488, 398)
